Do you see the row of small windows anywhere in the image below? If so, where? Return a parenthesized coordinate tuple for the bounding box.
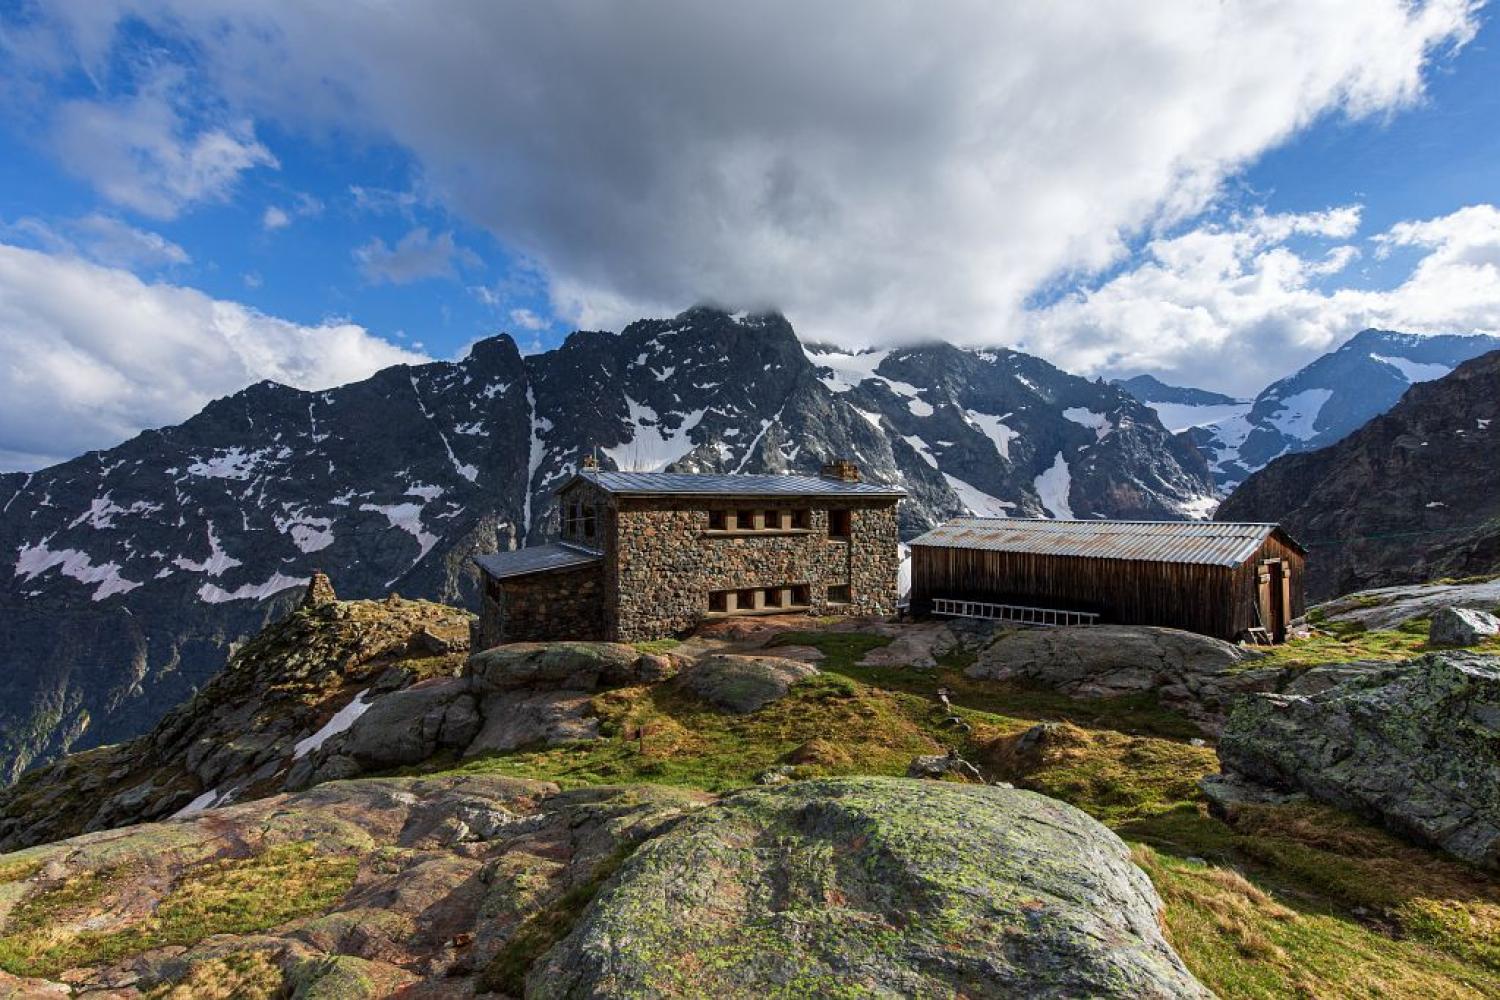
(707, 583, 852, 614)
(706, 508, 851, 538)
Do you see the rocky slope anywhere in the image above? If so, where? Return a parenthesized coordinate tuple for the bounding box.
(1181, 329, 1500, 491)
(1217, 349, 1500, 599)
(0, 306, 1215, 782)
(0, 775, 1208, 999)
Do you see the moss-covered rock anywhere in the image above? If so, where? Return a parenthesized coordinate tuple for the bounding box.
(677, 654, 820, 714)
(529, 776, 1211, 999)
(1215, 651, 1500, 869)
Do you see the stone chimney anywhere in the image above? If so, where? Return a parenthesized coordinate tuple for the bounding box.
(820, 459, 861, 483)
(301, 571, 337, 609)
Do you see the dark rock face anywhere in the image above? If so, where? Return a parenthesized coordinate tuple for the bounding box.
(1218, 349, 1500, 600)
(1, 306, 1216, 782)
(1187, 329, 1500, 491)
(1215, 652, 1500, 870)
(529, 776, 1212, 999)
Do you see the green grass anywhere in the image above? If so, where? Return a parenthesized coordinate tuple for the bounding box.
(0, 843, 358, 979)
(631, 638, 683, 655)
(428, 624, 1500, 999)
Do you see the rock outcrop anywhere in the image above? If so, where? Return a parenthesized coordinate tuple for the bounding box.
(676, 653, 820, 713)
(1430, 606, 1500, 647)
(0, 591, 472, 852)
(967, 625, 1276, 732)
(1213, 652, 1500, 870)
(529, 776, 1212, 999)
(0, 774, 706, 998)
(1309, 578, 1500, 631)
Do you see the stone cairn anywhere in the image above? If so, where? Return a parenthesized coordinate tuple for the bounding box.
(301, 571, 338, 609)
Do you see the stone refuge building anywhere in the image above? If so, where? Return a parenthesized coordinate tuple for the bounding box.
(473, 461, 905, 646)
(908, 517, 1306, 643)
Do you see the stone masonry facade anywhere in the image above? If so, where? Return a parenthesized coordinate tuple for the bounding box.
(475, 470, 902, 646)
(476, 562, 607, 646)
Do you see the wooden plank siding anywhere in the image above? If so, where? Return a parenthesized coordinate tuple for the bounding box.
(910, 534, 1305, 642)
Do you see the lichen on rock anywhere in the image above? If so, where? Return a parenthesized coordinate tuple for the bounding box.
(528, 776, 1211, 999)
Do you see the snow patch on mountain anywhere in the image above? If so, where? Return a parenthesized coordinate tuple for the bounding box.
(186, 447, 266, 481)
(1143, 401, 1251, 434)
(965, 411, 1018, 461)
(1034, 452, 1074, 518)
(1371, 354, 1453, 383)
(902, 434, 939, 469)
(14, 538, 142, 600)
(198, 572, 308, 604)
(172, 522, 242, 576)
(1063, 407, 1112, 442)
(943, 473, 1014, 517)
(1268, 388, 1333, 441)
(606, 397, 706, 473)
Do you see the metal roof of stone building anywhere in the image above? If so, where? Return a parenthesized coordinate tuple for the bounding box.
(568, 470, 906, 498)
(474, 543, 602, 580)
(908, 517, 1302, 568)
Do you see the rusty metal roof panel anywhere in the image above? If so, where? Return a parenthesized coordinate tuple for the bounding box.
(570, 470, 905, 498)
(474, 543, 602, 580)
(907, 517, 1291, 567)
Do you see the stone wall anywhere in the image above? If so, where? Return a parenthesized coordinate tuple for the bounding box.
(474, 562, 608, 649)
(607, 496, 900, 641)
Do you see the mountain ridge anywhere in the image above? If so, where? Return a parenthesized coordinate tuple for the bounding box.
(0, 306, 1212, 781)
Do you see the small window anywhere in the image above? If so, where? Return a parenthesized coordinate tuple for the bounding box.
(740, 509, 759, 531)
(827, 584, 852, 605)
(828, 509, 852, 538)
(737, 588, 758, 611)
(763, 587, 785, 608)
(792, 584, 810, 606)
(794, 509, 812, 530)
(709, 590, 729, 613)
(708, 509, 728, 531)
(583, 506, 597, 539)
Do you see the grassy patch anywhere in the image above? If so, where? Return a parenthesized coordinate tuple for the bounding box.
(632, 638, 682, 655)
(144, 950, 284, 1000)
(0, 843, 358, 978)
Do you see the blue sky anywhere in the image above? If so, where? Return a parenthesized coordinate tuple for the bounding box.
(0, 1, 1497, 468)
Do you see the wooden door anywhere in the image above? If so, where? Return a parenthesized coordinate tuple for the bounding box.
(1259, 559, 1287, 643)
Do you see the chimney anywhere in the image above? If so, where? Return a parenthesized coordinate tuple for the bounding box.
(820, 458, 861, 483)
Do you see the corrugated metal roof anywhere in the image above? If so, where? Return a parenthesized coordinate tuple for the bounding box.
(571, 470, 905, 498)
(474, 543, 602, 580)
(908, 517, 1300, 567)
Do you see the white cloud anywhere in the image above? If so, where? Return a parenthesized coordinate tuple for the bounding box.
(3, 213, 189, 269)
(508, 308, 548, 331)
(28, 0, 1471, 348)
(262, 192, 323, 231)
(47, 66, 277, 219)
(0, 243, 428, 470)
(1027, 203, 1500, 394)
(354, 227, 477, 284)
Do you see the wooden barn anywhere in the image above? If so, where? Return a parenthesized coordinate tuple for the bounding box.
(907, 518, 1306, 643)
